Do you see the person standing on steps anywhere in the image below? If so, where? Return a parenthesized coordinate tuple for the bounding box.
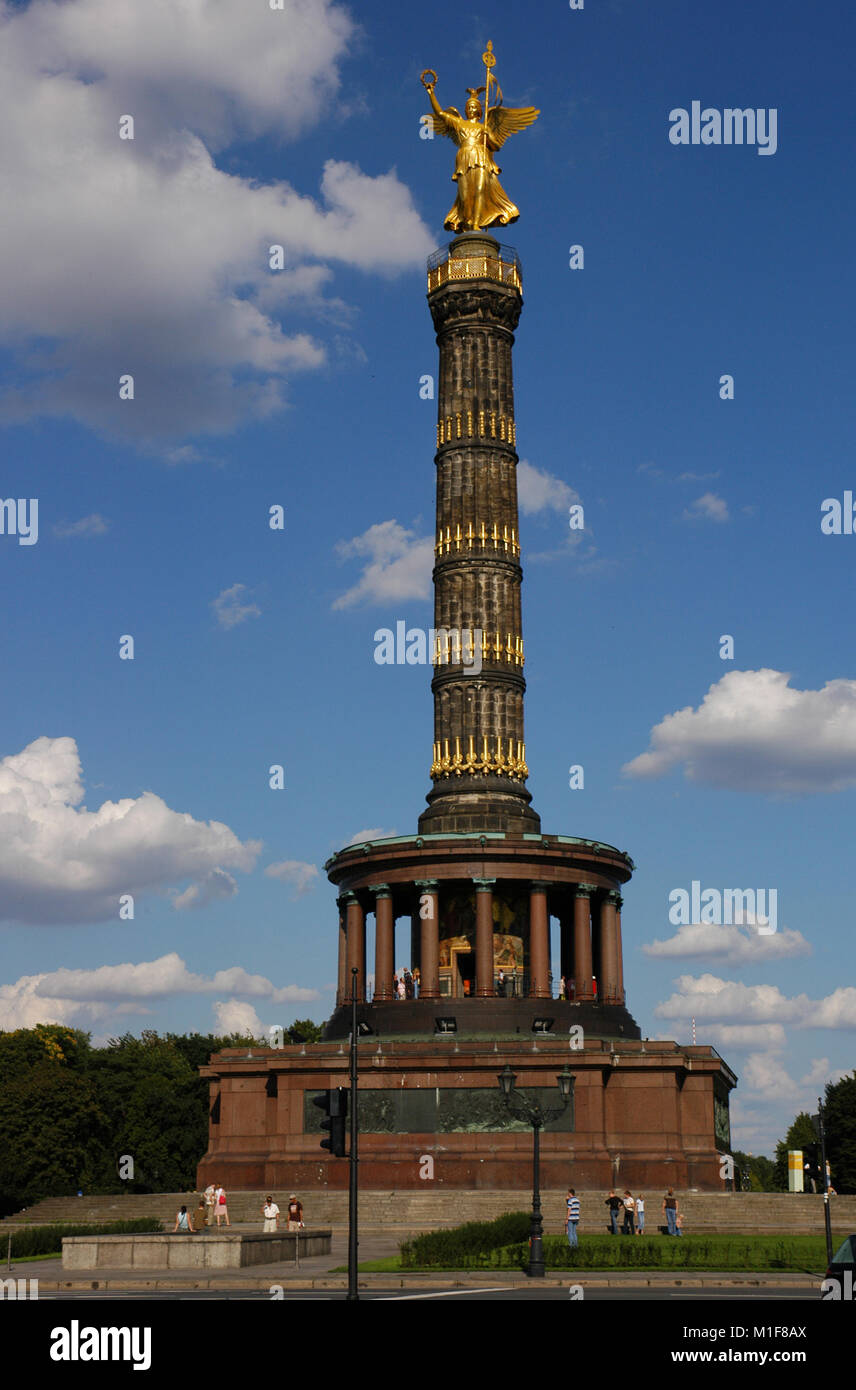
(287, 1194, 303, 1231)
(565, 1188, 580, 1248)
(215, 1184, 230, 1227)
(662, 1188, 678, 1236)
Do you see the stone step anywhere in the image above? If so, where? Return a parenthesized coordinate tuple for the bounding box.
(5, 1190, 854, 1237)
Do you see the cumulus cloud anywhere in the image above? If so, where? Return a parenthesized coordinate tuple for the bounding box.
(623, 669, 856, 794)
(212, 1001, 265, 1038)
(332, 521, 433, 609)
(642, 920, 811, 963)
(0, 735, 260, 925)
(682, 492, 729, 522)
(211, 583, 262, 629)
(517, 460, 578, 515)
(346, 826, 397, 845)
(173, 869, 238, 911)
(655, 973, 856, 1031)
(0, 0, 433, 444)
(265, 860, 320, 897)
(0, 950, 319, 1031)
(34, 952, 318, 1005)
(52, 514, 110, 538)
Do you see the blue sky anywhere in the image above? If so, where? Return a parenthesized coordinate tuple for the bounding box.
(0, 0, 854, 1156)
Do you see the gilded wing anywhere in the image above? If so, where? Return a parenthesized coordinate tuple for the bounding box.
(486, 104, 540, 148)
(426, 105, 462, 139)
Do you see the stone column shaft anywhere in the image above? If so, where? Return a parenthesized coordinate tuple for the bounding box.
(336, 900, 347, 1006)
(474, 879, 495, 997)
(416, 880, 440, 1000)
(599, 892, 621, 1004)
(345, 895, 366, 1003)
(529, 883, 550, 998)
(573, 887, 595, 1002)
(372, 886, 394, 1001)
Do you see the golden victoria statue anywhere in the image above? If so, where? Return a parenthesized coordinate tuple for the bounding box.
(421, 41, 539, 233)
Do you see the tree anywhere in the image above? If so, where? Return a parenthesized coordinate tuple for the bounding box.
(774, 1111, 824, 1191)
(824, 1071, 856, 1194)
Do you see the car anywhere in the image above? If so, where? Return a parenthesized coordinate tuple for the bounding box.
(820, 1233, 856, 1299)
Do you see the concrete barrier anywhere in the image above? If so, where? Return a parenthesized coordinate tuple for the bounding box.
(62, 1229, 331, 1270)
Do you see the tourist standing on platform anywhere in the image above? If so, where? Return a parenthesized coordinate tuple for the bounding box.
(195, 1198, 208, 1232)
(204, 1182, 216, 1226)
(413, 966, 420, 998)
(635, 1194, 645, 1234)
(621, 1190, 636, 1235)
(287, 1194, 303, 1231)
(605, 1190, 622, 1234)
(215, 1184, 230, 1227)
(662, 1188, 678, 1235)
(675, 1212, 684, 1236)
(173, 1205, 194, 1233)
(565, 1189, 580, 1248)
(262, 1196, 280, 1232)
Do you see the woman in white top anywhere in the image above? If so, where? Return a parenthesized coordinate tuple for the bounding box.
(173, 1205, 194, 1233)
(635, 1194, 645, 1234)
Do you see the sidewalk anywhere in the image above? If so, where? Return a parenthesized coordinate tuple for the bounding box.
(4, 1228, 823, 1292)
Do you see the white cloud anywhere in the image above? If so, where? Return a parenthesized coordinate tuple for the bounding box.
(211, 583, 262, 629)
(655, 972, 856, 1031)
(53, 514, 110, 538)
(212, 1000, 265, 1038)
(265, 860, 320, 897)
(0, 735, 260, 925)
(704, 1023, 788, 1050)
(683, 492, 729, 522)
(623, 669, 856, 794)
(333, 522, 433, 609)
(642, 920, 811, 963)
(517, 460, 578, 515)
(34, 952, 318, 1005)
(346, 827, 397, 845)
(173, 869, 238, 911)
(0, 0, 433, 444)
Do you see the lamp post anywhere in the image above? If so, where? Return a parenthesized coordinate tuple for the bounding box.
(498, 1063, 573, 1278)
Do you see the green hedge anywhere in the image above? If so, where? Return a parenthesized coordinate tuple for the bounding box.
(400, 1231, 830, 1272)
(400, 1212, 530, 1268)
(2, 1218, 163, 1260)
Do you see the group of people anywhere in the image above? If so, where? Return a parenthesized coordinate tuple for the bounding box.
(564, 1187, 685, 1244)
(172, 1188, 304, 1234)
(173, 1183, 229, 1233)
(391, 968, 419, 999)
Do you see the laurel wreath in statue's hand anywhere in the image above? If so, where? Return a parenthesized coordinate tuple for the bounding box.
(420, 69, 437, 92)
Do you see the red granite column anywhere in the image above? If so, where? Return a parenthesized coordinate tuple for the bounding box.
(615, 894, 625, 1005)
(336, 897, 347, 1006)
(559, 904, 574, 998)
(529, 882, 550, 998)
(344, 893, 366, 1003)
(599, 891, 620, 1004)
(415, 879, 440, 1000)
(372, 884, 394, 1001)
(474, 879, 495, 997)
(573, 886, 594, 1002)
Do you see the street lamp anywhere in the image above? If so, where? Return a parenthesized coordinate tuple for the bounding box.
(498, 1064, 573, 1277)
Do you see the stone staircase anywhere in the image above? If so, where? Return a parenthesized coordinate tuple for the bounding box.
(4, 1190, 854, 1237)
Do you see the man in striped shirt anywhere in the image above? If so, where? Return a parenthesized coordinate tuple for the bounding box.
(565, 1189, 580, 1247)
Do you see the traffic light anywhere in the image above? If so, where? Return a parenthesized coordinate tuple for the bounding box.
(313, 1087, 348, 1157)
